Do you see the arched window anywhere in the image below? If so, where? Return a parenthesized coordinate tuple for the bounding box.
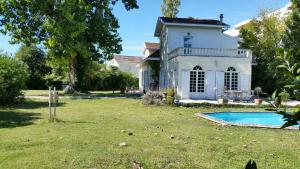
(224, 67, 238, 90)
(190, 66, 205, 93)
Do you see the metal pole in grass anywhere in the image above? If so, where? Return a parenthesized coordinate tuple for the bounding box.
(53, 87, 56, 120)
(49, 87, 52, 122)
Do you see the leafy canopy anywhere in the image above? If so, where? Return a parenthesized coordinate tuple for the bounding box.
(0, 0, 138, 90)
(0, 53, 29, 104)
(161, 0, 180, 18)
(15, 45, 50, 89)
(239, 10, 286, 93)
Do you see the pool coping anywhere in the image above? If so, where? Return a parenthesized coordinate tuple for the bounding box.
(195, 112, 299, 130)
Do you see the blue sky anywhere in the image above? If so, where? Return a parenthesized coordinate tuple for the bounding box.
(0, 0, 290, 56)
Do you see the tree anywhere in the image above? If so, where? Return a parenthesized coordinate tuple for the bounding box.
(15, 45, 50, 89)
(239, 10, 286, 94)
(161, 0, 180, 18)
(282, 0, 300, 64)
(274, 0, 300, 129)
(0, 53, 28, 104)
(0, 0, 138, 92)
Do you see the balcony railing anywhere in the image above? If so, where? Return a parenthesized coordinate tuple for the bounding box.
(168, 47, 251, 59)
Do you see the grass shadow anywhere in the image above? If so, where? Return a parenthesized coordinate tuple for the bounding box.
(0, 100, 66, 110)
(0, 111, 41, 128)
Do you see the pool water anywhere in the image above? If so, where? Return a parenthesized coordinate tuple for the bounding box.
(205, 112, 298, 127)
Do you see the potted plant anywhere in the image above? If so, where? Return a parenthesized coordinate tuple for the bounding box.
(254, 87, 263, 105)
(218, 95, 229, 105)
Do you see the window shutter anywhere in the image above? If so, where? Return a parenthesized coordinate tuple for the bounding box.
(139, 70, 143, 90)
(216, 71, 225, 96)
(181, 70, 190, 99)
(240, 74, 250, 91)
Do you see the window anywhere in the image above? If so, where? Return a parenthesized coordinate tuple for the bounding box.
(184, 36, 192, 48)
(184, 35, 193, 55)
(190, 66, 205, 93)
(224, 67, 238, 90)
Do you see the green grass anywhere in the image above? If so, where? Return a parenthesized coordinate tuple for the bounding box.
(0, 98, 299, 169)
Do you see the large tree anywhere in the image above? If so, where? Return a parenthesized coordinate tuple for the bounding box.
(16, 45, 50, 89)
(161, 0, 180, 18)
(0, 0, 138, 91)
(283, 0, 300, 64)
(239, 10, 286, 94)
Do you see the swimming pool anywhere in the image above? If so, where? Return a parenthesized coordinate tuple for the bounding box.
(198, 112, 299, 129)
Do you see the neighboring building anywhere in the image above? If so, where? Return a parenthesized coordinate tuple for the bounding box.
(139, 16, 253, 100)
(225, 3, 292, 38)
(108, 55, 144, 77)
(138, 43, 160, 91)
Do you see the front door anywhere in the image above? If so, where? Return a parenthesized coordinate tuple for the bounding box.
(189, 66, 205, 99)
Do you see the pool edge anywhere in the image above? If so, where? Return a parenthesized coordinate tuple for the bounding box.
(194, 113, 298, 130)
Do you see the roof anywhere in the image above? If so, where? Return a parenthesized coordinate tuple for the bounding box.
(160, 17, 229, 26)
(144, 42, 160, 50)
(155, 17, 230, 37)
(138, 49, 160, 67)
(148, 49, 160, 59)
(114, 55, 144, 64)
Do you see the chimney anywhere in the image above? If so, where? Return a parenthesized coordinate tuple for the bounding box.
(219, 14, 224, 24)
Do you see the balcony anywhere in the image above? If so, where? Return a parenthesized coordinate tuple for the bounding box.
(168, 47, 252, 60)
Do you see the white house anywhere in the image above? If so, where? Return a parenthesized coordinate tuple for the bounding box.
(107, 55, 144, 77)
(138, 42, 160, 92)
(139, 16, 253, 100)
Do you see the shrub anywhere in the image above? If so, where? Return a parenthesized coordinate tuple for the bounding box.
(104, 67, 138, 93)
(166, 88, 175, 105)
(0, 54, 28, 104)
(15, 45, 50, 89)
(142, 91, 164, 105)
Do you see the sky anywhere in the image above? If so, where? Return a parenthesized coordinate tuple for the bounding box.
(0, 0, 290, 56)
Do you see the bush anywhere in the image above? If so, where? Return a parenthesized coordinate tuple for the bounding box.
(103, 67, 138, 93)
(0, 54, 28, 104)
(166, 88, 175, 105)
(142, 91, 164, 105)
(16, 45, 50, 89)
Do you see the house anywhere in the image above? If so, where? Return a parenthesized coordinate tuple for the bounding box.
(107, 55, 144, 77)
(139, 15, 253, 100)
(138, 42, 160, 92)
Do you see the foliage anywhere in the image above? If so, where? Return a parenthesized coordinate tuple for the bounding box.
(142, 91, 164, 105)
(44, 53, 69, 89)
(282, 0, 300, 64)
(239, 10, 286, 93)
(15, 45, 50, 90)
(103, 67, 138, 93)
(0, 0, 138, 90)
(0, 54, 28, 104)
(161, 0, 180, 18)
(273, 0, 300, 129)
(254, 87, 262, 99)
(148, 60, 160, 81)
(166, 88, 175, 105)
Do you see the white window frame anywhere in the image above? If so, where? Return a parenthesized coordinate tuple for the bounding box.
(224, 67, 239, 91)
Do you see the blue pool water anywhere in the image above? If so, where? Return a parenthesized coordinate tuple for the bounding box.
(205, 112, 298, 127)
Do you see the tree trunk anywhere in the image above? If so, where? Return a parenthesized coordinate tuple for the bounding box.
(69, 57, 77, 89)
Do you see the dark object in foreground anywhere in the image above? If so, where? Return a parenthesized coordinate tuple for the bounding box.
(245, 160, 257, 169)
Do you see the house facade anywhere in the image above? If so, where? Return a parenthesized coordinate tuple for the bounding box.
(138, 43, 160, 92)
(139, 16, 253, 100)
(107, 55, 144, 77)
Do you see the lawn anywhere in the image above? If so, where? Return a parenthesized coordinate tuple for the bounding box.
(0, 97, 299, 169)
